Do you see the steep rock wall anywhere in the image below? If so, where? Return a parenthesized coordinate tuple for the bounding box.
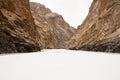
(67, 0, 120, 53)
(30, 2, 76, 48)
(0, 0, 41, 53)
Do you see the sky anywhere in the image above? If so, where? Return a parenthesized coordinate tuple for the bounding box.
(30, 0, 92, 28)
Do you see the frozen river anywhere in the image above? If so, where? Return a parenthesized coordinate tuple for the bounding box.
(0, 49, 120, 80)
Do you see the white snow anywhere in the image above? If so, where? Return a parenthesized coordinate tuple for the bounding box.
(0, 49, 120, 80)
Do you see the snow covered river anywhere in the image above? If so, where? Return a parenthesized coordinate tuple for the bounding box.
(0, 49, 120, 80)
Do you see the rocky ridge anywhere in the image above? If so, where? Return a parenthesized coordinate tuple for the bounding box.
(67, 0, 120, 53)
(30, 2, 76, 48)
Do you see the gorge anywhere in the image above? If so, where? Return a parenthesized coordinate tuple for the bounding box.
(0, 0, 120, 53)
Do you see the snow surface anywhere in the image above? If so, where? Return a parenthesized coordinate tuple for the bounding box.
(0, 49, 120, 80)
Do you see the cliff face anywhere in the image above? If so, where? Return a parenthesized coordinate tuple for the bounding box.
(30, 2, 76, 48)
(67, 0, 120, 53)
(0, 0, 41, 53)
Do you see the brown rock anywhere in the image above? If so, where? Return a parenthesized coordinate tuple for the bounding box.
(67, 0, 120, 53)
(30, 2, 76, 48)
(0, 0, 41, 53)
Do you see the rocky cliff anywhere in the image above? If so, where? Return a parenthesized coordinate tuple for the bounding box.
(30, 2, 76, 48)
(67, 0, 120, 53)
(0, 0, 41, 53)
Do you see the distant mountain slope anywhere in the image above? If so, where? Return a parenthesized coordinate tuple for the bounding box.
(0, 0, 41, 53)
(67, 0, 120, 53)
(30, 2, 76, 48)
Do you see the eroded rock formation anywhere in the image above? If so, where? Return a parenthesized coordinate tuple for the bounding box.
(0, 0, 41, 53)
(30, 2, 76, 48)
(67, 0, 120, 53)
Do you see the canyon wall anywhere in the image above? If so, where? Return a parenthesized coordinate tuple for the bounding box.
(0, 0, 41, 53)
(67, 0, 120, 53)
(30, 2, 76, 48)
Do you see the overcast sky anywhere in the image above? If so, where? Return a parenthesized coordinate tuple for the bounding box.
(30, 0, 92, 28)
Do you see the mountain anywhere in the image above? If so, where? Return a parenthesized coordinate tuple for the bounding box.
(0, 0, 41, 53)
(30, 2, 76, 49)
(67, 0, 120, 53)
